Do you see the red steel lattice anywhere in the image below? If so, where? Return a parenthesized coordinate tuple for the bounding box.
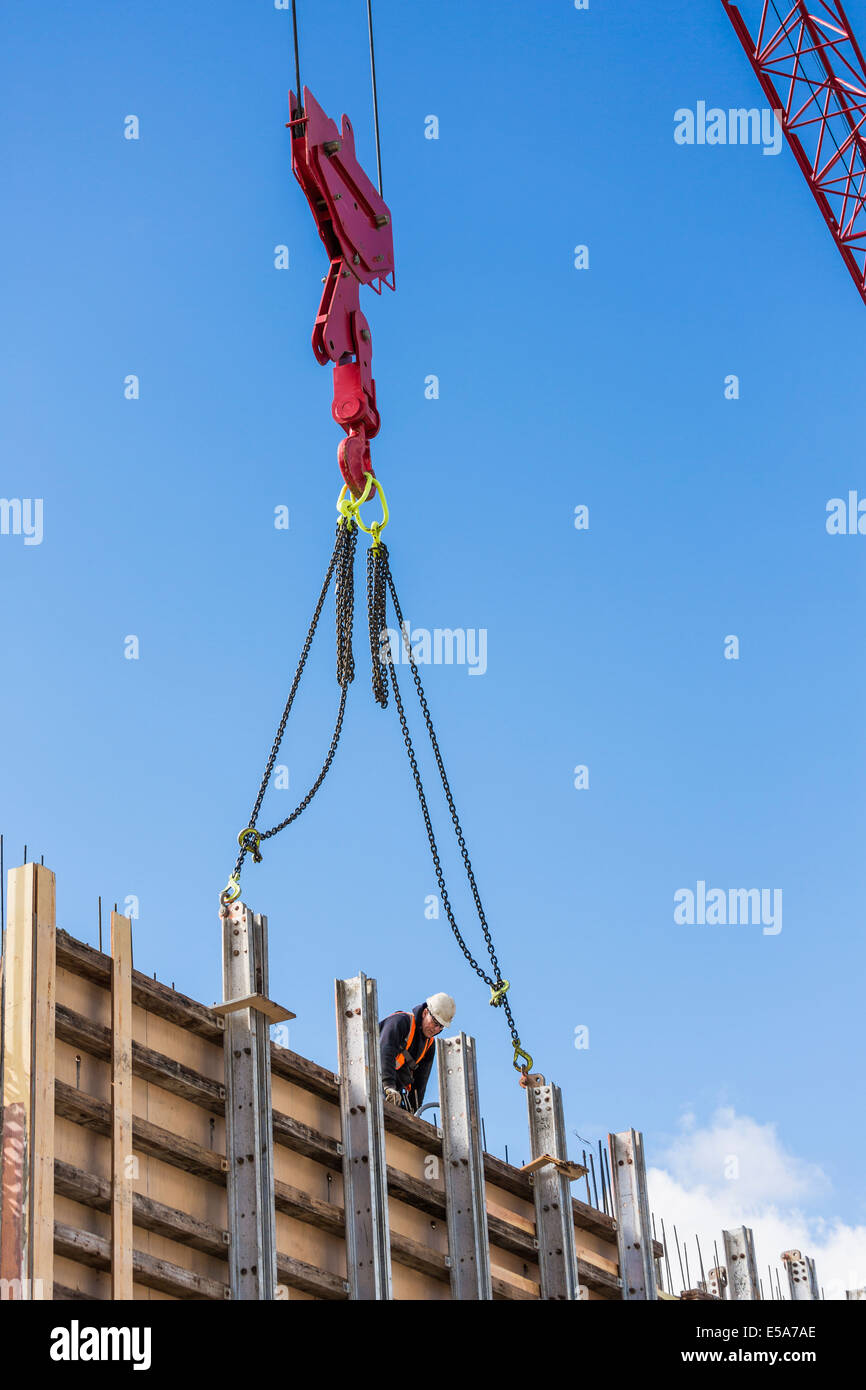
(723, 1, 866, 304)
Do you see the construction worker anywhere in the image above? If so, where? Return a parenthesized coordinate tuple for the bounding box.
(380, 994, 456, 1113)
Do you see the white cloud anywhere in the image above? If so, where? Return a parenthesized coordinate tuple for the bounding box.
(645, 1108, 866, 1301)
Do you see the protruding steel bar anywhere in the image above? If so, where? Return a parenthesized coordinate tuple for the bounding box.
(673, 1224, 686, 1294)
(652, 1211, 665, 1292)
(661, 1217, 674, 1293)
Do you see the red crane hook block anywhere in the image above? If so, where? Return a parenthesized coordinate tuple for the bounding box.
(288, 86, 395, 497)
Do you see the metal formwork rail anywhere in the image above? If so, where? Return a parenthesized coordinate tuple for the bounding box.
(437, 1033, 492, 1300)
(723, 1226, 761, 1300)
(220, 900, 278, 1300)
(608, 1130, 657, 1301)
(526, 1081, 580, 1300)
(335, 973, 392, 1300)
(782, 1248, 819, 1300)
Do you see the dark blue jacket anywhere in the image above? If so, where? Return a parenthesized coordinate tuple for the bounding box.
(379, 1003, 435, 1108)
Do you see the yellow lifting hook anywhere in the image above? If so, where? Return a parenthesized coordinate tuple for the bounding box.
(336, 471, 389, 547)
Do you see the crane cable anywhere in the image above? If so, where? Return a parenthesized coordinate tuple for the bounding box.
(366, 0, 383, 196)
(291, 0, 384, 192)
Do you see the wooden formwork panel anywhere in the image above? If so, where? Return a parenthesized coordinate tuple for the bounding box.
(0, 866, 623, 1301)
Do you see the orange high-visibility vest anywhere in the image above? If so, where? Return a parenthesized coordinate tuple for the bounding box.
(392, 1011, 433, 1080)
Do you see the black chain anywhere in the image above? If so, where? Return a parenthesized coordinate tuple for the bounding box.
(367, 542, 388, 707)
(368, 542, 522, 1053)
(232, 522, 356, 883)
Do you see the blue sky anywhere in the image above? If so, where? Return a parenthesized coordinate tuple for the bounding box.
(2, 0, 864, 1276)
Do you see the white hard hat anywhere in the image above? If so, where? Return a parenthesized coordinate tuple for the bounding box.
(426, 993, 456, 1027)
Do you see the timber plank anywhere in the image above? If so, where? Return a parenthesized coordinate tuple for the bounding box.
(55, 1081, 227, 1184)
(272, 1109, 342, 1168)
(270, 1044, 339, 1101)
(492, 1272, 538, 1301)
(54, 1160, 229, 1259)
(578, 1257, 622, 1297)
(53, 1221, 228, 1300)
(276, 1251, 348, 1300)
(32, 865, 57, 1299)
(110, 913, 133, 1300)
(386, 1165, 446, 1220)
(56, 1004, 225, 1113)
(274, 1179, 344, 1238)
(56, 933, 224, 1043)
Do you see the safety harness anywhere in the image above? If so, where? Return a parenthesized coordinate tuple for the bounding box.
(390, 1011, 434, 1087)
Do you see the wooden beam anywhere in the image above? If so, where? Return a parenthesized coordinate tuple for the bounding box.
(386, 1165, 447, 1220)
(270, 1043, 339, 1101)
(274, 1178, 345, 1237)
(53, 1221, 229, 1301)
(492, 1272, 539, 1301)
(578, 1257, 622, 1298)
(56, 931, 224, 1043)
(110, 912, 133, 1300)
(486, 1209, 536, 1260)
(55, 1081, 228, 1184)
(383, 1102, 442, 1153)
(0, 868, 31, 1296)
(276, 1252, 349, 1301)
(56, 1004, 226, 1114)
(272, 1108, 342, 1169)
(31, 864, 56, 1300)
(0, 863, 56, 1300)
(54, 1159, 230, 1259)
(521, 1152, 587, 1182)
(213, 993, 294, 1024)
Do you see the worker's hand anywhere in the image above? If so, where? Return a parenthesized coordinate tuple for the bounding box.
(384, 1087, 402, 1107)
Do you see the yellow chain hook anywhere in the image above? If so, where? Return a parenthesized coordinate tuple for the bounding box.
(220, 874, 241, 906)
(489, 979, 511, 1007)
(336, 470, 374, 528)
(512, 1041, 534, 1074)
(336, 471, 389, 547)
